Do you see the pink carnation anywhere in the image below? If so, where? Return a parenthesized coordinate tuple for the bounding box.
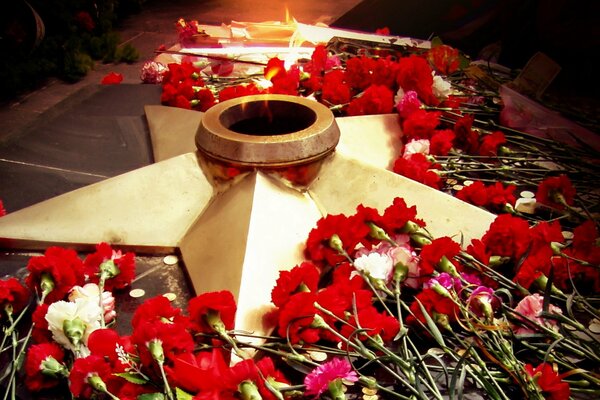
(304, 358, 358, 397)
(513, 293, 562, 335)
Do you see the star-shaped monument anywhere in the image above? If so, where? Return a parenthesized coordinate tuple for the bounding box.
(0, 94, 494, 338)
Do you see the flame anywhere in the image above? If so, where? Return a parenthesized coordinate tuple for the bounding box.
(261, 99, 273, 124)
(285, 5, 291, 24)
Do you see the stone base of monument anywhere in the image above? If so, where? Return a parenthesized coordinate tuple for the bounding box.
(0, 95, 495, 339)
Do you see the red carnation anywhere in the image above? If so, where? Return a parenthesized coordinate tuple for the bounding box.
(340, 306, 400, 342)
(84, 242, 135, 291)
(277, 292, 321, 344)
(347, 84, 394, 116)
(396, 55, 437, 105)
(402, 109, 441, 140)
(372, 57, 400, 88)
(429, 129, 455, 155)
(271, 261, 320, 307)
(345, 56, 375, 90)
(427, 45, 460, 75)
(332, 262, 369, 289)
(69, 355, 116, 399)
(167, 349, 230, 393)
(24, 342, 66, 392)
(131, 295, 188, 329)
(0, 199, 6, 216)
(408, 288, 458, 326)
(478, 131, 506, 157)
(195, 88, 217, 111)
(572, 220, 600, 255)
(0, 277, 30, 321)
(188, 290, 237, 334)
(270, 66, 300, 95)
(529, 221, 564, 252)
(453, 114, 479, 153)
(536, 174, 576, 211)
(456, 181, 489, 207)
(31, 303, 52, 343)
(419, 236, 461, 276)
(486, 181, 516, 210)
(525, 363, 570, 400)
(456, 181, 516, 212)
(305, 44, 329, 75)
(305, 213, 371, 265)
(256, 357, 290, 400)
(264, 57, 287, 81)
(482, 214, 531, 259)
(218, 83, 261, 102)
(381, 197, 424, 233)
(321, 69, 351, 106)
(317, 283, 373, 322)
(393, 153, 442, 189)
(515, 247, 554, 289)
(88, 328, 132, 372)
(131, 319, 195, 368)
(25, 246, 85, 303)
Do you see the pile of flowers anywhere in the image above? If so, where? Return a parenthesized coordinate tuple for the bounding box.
(148, 25, 597, 225)
(1, 193, 599, 399)
(1, 20, 598, 400)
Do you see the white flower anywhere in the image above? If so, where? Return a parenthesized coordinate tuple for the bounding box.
(394, 86, 406, 107)
(69, 283, 116, 323)
(432, 73, 451, 100)
(403, 139, 431, 158)
(45, 298, 102, 356)
(354, 252, 394, 281)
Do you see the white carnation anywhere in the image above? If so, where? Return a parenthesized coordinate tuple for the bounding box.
(432, 73, 451, 100)
(354, 252, 394, 281)
(69, 283, 116, 323)
(45, 298, 102, 356)
(403, 139, 431, 158)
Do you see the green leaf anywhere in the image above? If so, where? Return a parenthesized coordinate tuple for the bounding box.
(176, 387, 194, 400)
(138, 393, 165, 400)
(114, 372, 148, 385)
(415, 299, 445, 347)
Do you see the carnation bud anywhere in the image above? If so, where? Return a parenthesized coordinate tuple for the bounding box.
(367, 222, 391, 241)
(534, 275, 565, 297)
(99, 259, 120, 280)
(88, 375, 108, 393)
(328, 378, 346, 400)
(437, 256, 459, 277)
(402, 220, 421, 234)
(329, 234, 344, 254)
(359, 375, 378, 389)
(148, 339, 165, 363)
(411, 234, 432, 247)
(40, 356, 68, 378)
(488, 255, 508, 268)
(550, 242, 564, 255)
(433, 312, 452, 331)
(40, 273, 55, 298)
(393, 262, 409, 283)
(429, 281, 452, 298)
(286, 353, 310, 364)
(205, 309, 227, 335)
(239, 381, 262, 400)
(310, 313, 329, 329)
(63, 318, 86, 347)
